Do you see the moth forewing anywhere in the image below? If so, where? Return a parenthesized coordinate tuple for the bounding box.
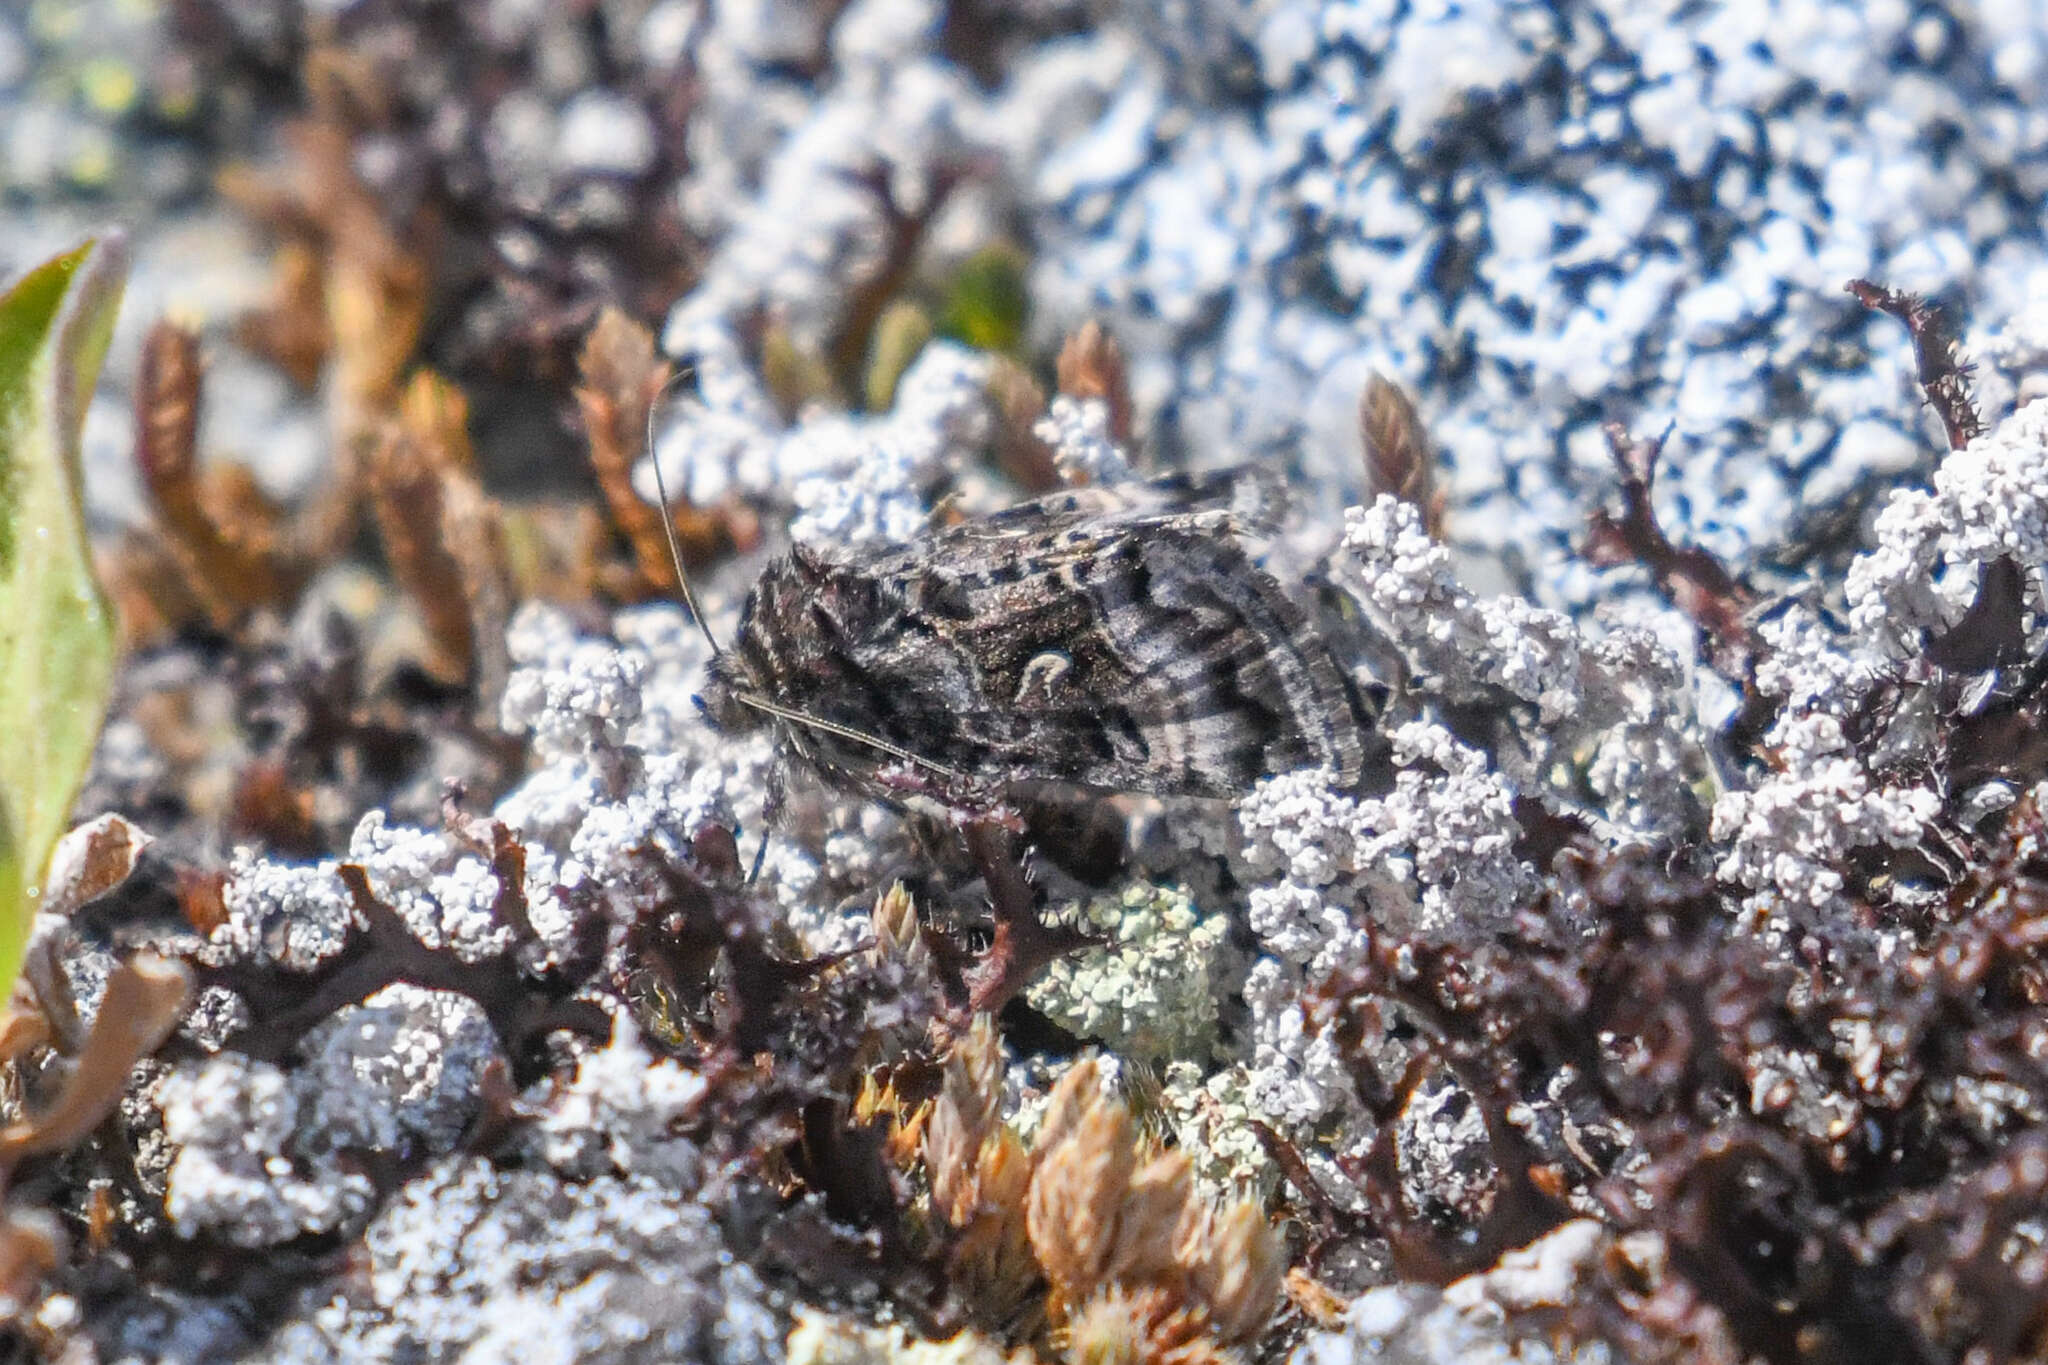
(685, 467, 1371, 808)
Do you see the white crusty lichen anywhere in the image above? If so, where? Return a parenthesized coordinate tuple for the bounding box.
(1709, 749, 1941, 916)
(157, 986, 500, 1247)
(668, 0, 982, 357)
(1845, 398, 2048, 656)
(1024, 881, 1225, 1061)
(1241, 723, 1533, 960)
(1746, 605, 1887, 742)
(1226, 725, 1531, 1170)
(1238, 951, 1360, 1140)
(642, 326, 994, 548)
(1342, 496, 1701, 839)
(298, 986, 500, 1160)
(1226, 722, 1536, 1188)
(525, 1017, 708, 1186)
(1034, 394, 1134, 486)
(566, 747, 744, 885)
(157, 1056, 375, 1246)
(1696, 389, 2048, 920)
(204, 850, 355, 972)
(785, 343, 995, 547)
(347, 812, 515, 962)
(497, 599, 726, 840)
(1706, 605, 1913, 920)
(495, 599, 907, 954)
(499, 616, 653, 760)
(211, 810, 562, 978)
(1016, 0, 2048, 582)
(785, 1307, 1022, 1365)
(267, 1157, 778, 1364)
(1293, 1221, 1610, 1365)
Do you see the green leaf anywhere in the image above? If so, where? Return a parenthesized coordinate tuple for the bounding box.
(938, 244, 1029, 355)
(0, 233, 128, 994)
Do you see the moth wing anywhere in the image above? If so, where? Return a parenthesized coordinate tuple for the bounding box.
(937, 465, 1290, 543)
(765, 465, 1357, 799)
(893, 520, 1366, 795)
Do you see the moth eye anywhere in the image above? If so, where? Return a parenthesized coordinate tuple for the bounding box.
(915, 576, 975, 619)
(1014, 650, 1074, 704)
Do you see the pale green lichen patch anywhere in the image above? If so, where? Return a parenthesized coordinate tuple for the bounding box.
(1160, 1061, 1281, 1204)
(1024, 882, 1225, 1063)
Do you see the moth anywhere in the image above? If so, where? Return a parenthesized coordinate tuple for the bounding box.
(668, 467, 1374, 815)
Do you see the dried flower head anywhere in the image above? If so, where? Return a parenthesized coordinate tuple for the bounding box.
(1358, 372, 1444, 542)
(923, 1015, 1040, 1335)
(1025, 1062, 1281, 1357)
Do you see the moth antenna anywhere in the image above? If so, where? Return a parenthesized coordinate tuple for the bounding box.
(645, 368, 724, 659)
(733, 692, 968, 780)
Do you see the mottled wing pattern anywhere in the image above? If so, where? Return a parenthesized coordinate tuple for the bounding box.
(926, 520, 1367, 794)
(732, 469, 1367, 798)
(947, 466, 1291, 542)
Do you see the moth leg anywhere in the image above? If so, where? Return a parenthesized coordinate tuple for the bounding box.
(755, 740, 797, 867)
(958, 819, 1098, 1017)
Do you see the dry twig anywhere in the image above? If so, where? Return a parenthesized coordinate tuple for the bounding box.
(1584, 425, 1753, 666)
(366, 371, 503, 685)
(236, 241, 328, 389)
(225, 118, 432, 558)
(985, 356, 1059, 492)
(959, 821, 1095, 1018)
(131, 321, 291, 626)
(0, 955, 190, 1167)
(1847, 278, 1984, 451)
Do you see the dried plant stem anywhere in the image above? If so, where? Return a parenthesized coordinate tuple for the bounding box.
(1584, 425, 1752, 663)
(366, 372, 508, 686)
(368, 428, 473, 682)
(1847, 278, 1984, 451)
(201, 862, 608, 1083)
(575, 308, 706, 596)
(133, 322, 289, 624)
(827, 163, 968, 402)
(986, 356, 1059, 492)
(959, 820, 1094, 1017)
(0, 955, 190, 1168)
(440, 472, 514, 720)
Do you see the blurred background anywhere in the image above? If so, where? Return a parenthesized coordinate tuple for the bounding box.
(9, 0, 2048, 601)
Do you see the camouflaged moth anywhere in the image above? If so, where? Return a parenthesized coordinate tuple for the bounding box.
(653, 451, 1372, 815)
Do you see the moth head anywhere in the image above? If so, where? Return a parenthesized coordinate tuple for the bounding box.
(695, 652, 767, 734)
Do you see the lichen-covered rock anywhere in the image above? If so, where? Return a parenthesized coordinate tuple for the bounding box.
(261, 1157, 779, 1365)
(156, 987, 500, 1247)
